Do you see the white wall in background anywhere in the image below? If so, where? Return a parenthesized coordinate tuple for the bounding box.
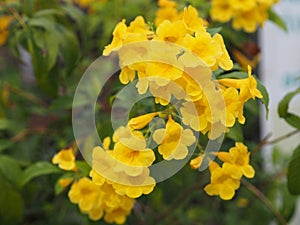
(259, 0, 300, 224)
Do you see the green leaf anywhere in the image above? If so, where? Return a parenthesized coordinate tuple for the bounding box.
(226, 122, 244, 142)
(217, 71, 248, 79)
(76, 161, 91, 176)
(255, 75, 269, 119)
(278, 88, 300, 129)
(287, 144, 300, 195)
(0, 118, 13, 130)
(0, 155, 23, 186)
(268, 9, 287, 32)
(0, 140, 14, 152)
(207, 27, 222, 36)
(0, 172, 23, 225)
(19, 161, 61, 187)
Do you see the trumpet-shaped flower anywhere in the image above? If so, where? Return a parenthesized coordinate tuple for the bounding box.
(217, 142, 255, 179)
(68, 177, 103, 216)
(153, 116, 196, 160)
(204, 164, 241, 200)
(182, 5, 206, 33)
(0, 15, 13, 46)
(52, 148, 77, 171)
(155, 20, 187, 44)
(128, 112, 158, 130)
(190, 154, 203, 169)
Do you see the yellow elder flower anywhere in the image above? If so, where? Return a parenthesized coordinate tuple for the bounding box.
(104, 208, 133, 224)
(230, 0, 257, 11)
(68, 177, 104, 219)
(103, 17, 150, 56)
(155, 0, 179, 26)
(154, 20, 187, 44)
(217, 142, 255, 179)
(222, 87, 241, 127)
(182, 5, 206, 33)
(112, 141, 155, 176)
(0, 15, 13, 46)
(210, 0, 234, 22)
(204, 164, 241, 200)
(153, 116, 196, 160)
(58, 177, 74, 188)
(113, 126, 146, 151)
(190, 154, 203, 170)
(52, 148, 77, 171)
(218, 65, 263, 102)
(212, 33, 233, 71)
(128, 112, 158, 130)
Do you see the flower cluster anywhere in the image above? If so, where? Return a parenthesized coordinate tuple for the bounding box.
(210, 0, 279, 32)
(203, 142, 255, 200)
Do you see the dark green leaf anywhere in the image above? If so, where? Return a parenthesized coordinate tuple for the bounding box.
(207, 27, 222, 36)
(268, 9, 287, 32)
(76, 161, 91, 176)
(226, 122, 244, 142)
(287, 144, 300, 195)
(0, 172, 23, 225)
(19, 161, 61, 187)
(217, 71, 248, 79)
(278, 88, 300, 129)
(0, 140, 14, 152)
(0, 155, 23, 186)
(255, 76, 269, 119)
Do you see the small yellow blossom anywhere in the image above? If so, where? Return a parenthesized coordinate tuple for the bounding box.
(128, 112, 158, 130)
(68, 177, 103, 217)
(182, 5, 206, 33)
(190, 154, 203, 170)
(217, 142, 255, 179)
(58, 177, 74, 188)
(210, 0, 234, 22)
(204, 164, 241, 200)
(154, 20, 187, 44)
(52, 148, 77, 171)
(153, 116, 196, 160)
(0, 15, 13, 46)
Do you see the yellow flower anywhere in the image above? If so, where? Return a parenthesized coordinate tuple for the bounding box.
(104, 208, 132, 224)
(210, 0, 234, 22)
(190, 154, 203, 169)
(183, 31, 222, 70)
(153, 116, 196, 160)
(218, 65, 263, 102)
(217, 142, 255, 179)
(119, 66, 136, 84)
(68, 177, 104, 218)
(154, 20, 187, 44)
(155, 0, 179, 26)
(182, 5, 206, 33)
(103, 17, 150, 56)
(230, 0, 257, 11)
(52, 148, 77, 171)
(204, 164, 241, 200)
(212, 33, 233, 71)
(0, 15, 13, 46)
(222, 87, 241, 127)
(58, 177, 74, 188)
(128, 112, 158, 130)
(112, 141, 155, 176)
(111, 170, 156, 198)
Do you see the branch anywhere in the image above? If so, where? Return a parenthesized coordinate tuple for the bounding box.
(242, 179, 288, 225)
(252, 129, 300, 155)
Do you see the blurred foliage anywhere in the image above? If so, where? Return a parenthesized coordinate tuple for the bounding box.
(0, 0, 299, 225)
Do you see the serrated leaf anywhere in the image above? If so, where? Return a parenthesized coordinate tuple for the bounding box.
(0, 172, 23, 225)
(19, 161, 61, 187)
(287, 144, 300, 195)
(268, 9, 287, 32)
(278, 88, 300, 129)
